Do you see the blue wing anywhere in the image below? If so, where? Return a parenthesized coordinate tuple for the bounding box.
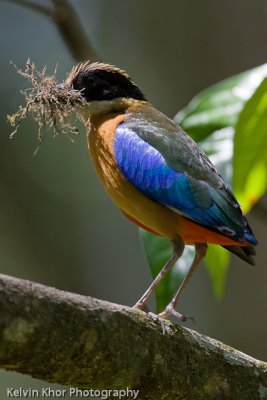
(114, 112, 256, 245)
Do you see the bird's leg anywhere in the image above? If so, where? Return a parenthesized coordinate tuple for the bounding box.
(133, 237, 184, 312)
(159, 243, 207, 321)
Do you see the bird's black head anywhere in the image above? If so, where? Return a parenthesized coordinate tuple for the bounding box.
(66, 62, 146, 102)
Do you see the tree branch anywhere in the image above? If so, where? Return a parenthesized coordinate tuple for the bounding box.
(0, 274, 266, 399)
(51, 0, 98, 61)
(4, 0, 98, 61)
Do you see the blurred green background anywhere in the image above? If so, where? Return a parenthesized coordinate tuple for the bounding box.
(0, 0, 267, 397)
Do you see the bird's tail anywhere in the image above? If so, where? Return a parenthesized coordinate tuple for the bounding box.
(222, 244, 256, 266)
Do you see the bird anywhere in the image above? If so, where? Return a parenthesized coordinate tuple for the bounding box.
(65, 61, 257, 321)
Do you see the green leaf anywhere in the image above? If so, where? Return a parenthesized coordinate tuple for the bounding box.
(233, 77, 267, 213)
(175, 64, 267, 142)
(204, 245, 230, 300)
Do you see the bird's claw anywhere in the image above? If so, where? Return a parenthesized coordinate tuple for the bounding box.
(132, 304, 171, 334)
(132, 302, 195, 333)
(159, 306, 195, 324)
(148, 312, 171, 334)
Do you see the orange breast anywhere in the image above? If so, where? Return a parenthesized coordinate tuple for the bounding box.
(88, 112, 246, 246)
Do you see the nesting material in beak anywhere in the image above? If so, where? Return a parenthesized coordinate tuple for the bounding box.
(8, 59, 86, 149)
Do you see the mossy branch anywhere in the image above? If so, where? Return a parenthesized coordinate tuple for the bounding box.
(0, 273, 267, 399)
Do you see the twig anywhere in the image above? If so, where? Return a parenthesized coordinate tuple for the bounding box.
(3, 0, 52, 17)
(3, 0, 98, 61)
(51, 0, 98, 61)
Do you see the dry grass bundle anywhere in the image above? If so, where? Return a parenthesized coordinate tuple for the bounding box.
(8, 59, 86, 151)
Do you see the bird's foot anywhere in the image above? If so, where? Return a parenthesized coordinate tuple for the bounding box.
(159, 305, 195, 324)
(147, 312, 172, 334)
(132, 303, 170, 334)
(133, 302, 194, 332)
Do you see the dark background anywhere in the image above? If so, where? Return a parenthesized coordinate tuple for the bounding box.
(0, 0, 267, 397)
